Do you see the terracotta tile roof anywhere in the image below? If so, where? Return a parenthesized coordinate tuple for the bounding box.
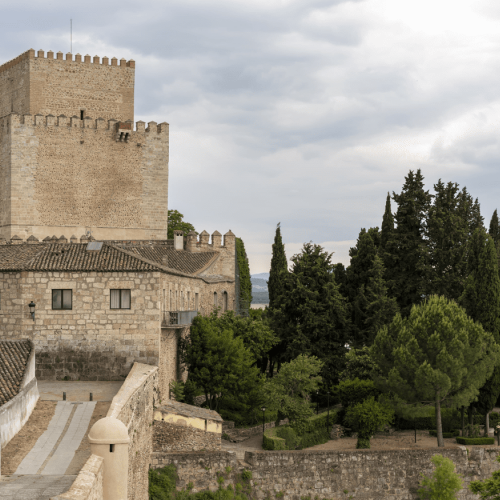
(119, 245, 218, 275)
(0, 244, 159, 272)
(156, 400, 223, 422)
(0, 340, 32, 406)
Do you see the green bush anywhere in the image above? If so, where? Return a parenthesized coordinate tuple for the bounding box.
(456, 437, 495, 445)
(263, 428, 286, 450)
(149, 465, 177, 500)
(336, 378, 379, 409)
(275, 426, 300, 450)
(396, 407, 463, 432)
(490, 411, 500, 427)
(429, 430, 459, 438)
(356, 437, 370, 449)
(417, 454, 463, 500)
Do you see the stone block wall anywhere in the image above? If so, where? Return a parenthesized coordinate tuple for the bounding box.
(0, 271, 162, 381)
(0, 113, 168, 241)
(153, 421, 221, 452)
(0, 49, 135, 122)
(151, 447, 500, 499)
(107, 362, 158, 500)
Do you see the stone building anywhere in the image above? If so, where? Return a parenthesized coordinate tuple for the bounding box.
(0, 49, 238, 400)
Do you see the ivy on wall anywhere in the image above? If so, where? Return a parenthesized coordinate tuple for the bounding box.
(236, 237, 252, 315)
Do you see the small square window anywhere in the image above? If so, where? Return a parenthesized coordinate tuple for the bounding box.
(110, 289, 131, 309)
(52, 289, 72, 310)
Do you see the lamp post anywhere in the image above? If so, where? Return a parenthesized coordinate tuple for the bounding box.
(28, 301, 36, 321)
(316, 390, 319, 415)
(327, 391, 330, 435)
(261, 407, 266, 436)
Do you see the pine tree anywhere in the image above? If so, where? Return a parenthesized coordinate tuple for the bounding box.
(489, 209, 500, 245)
(386, 169, 431, 316)
(268, 223, 288, 310)
(427, 180, 469, 301)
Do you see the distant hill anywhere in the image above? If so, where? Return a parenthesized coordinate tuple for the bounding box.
(251, 274, 269, 304)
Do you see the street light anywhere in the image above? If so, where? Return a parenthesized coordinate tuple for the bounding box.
(261, 407, 266, 436)
(327, 391, 330, 435)
(28, 301, 36, 321)
(316, 390, 319, 415)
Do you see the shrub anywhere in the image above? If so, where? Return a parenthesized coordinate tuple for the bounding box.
(276, 426, 300, 450)
(356, 437, 370, 449)
(470, 454, 500, 498)
(336, 378, 380, 409)
(456, 437, 495, 445)
(490, 411, 500, 427)
(149, 465, 177, 500)
(241, 470, 252, 481)
(344, 397, 394, 449)
(263, 428, 287, 450)
(429, 430, 459, 438)
(417, 454, 463, 500)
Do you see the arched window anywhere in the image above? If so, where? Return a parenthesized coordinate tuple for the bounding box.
(214, 292, 218, 308)
(223, 291, 228, 312)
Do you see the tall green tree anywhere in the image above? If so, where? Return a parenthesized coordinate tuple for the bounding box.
(167, 209, 196, 239)
(357, 255, 399, 345)
(371, 295, 500, 447)
(236, 237, 252, 315)
(277, 243, 349, 385)
(179, 313, 264, 412)
(460, 229, 500, 431)
(268, 223, 288, 309)
(380, 192, 394, 251)
(489, 209, 500, 245)
(427, 180, 469, 301)
(385, 169, 431, 315)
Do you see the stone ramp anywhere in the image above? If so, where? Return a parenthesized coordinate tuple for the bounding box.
(38, 381, 122, 401)
(0, 475, 77, 499)
(14, 401, 96, 475)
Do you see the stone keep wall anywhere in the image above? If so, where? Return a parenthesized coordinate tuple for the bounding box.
(0, 271, 162, 381)
(0, 49, 135, 122)
(107, 362, 158, 500)
(153, 421, 221, 452)
(151, 448, 500, 499)
(0, 113, 168, 241)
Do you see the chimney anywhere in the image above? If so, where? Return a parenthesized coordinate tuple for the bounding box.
(174, 230, 184, 251)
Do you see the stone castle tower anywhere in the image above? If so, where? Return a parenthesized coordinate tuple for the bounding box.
(0, 49, 169, 241)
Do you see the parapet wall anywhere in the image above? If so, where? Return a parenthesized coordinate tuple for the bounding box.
(107, 362, 159, 500)
(0, 112, 169, 241)
(152, 447, 500, 499)
(0, 49, 135, 122)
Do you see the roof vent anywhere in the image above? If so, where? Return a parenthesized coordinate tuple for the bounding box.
(86, 242, 103, 251)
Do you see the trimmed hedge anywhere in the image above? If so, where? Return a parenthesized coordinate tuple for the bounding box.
(456, 437, 495, 445)
(263, 411, 336, 450)
(429, 430, 459, 438)
(396, 408, 462, 432)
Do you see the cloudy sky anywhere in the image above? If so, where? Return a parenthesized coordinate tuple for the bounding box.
(2, 0, 500, 273)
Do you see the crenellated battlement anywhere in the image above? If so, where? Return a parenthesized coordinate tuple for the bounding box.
(0, 113, 168, 135)
(0, 49, 135, 76)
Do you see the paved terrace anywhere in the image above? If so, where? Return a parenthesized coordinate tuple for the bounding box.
(0, 381, 122, 499)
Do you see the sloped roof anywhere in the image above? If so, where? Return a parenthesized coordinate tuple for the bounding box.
(121, 245, 218, 275)
(156, 399, 223, 422)
(0, 340, 32, 406)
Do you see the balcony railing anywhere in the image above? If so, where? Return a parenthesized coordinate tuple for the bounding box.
(162, 310, 198, 327)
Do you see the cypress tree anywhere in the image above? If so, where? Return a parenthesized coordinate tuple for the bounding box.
(236, 238, 252, 315)
(386, 169, 431, 316)
(460, 229, 500, 431)
(357, 255, 399, 345)
(380, 193, 394, 250)
(489, 209, 500, 245)
(427, 180, 468, 301)
(268, 223, 288, 310)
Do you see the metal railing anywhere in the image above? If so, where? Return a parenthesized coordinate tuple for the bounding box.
(162, 310, 198, 327)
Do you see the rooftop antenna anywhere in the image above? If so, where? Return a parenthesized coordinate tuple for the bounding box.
(70, 19, 72, 53)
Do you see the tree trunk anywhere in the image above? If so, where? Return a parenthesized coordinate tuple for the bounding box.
(435, 394, 444, 447)
(461, 407, 465, 437)
(485, 412, 490, 437)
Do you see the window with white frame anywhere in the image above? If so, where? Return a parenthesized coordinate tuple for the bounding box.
(110, 289, 131, 309)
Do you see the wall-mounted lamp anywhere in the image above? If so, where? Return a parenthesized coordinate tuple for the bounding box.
(28, 301, 36, 321)
(261, 406, 267, 436)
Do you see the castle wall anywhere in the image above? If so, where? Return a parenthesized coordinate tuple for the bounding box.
(0, 114, 169, 241)
(0, 49, 135, 122)
(153, 421, 221, 452)
(151, 448, 500, 500)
